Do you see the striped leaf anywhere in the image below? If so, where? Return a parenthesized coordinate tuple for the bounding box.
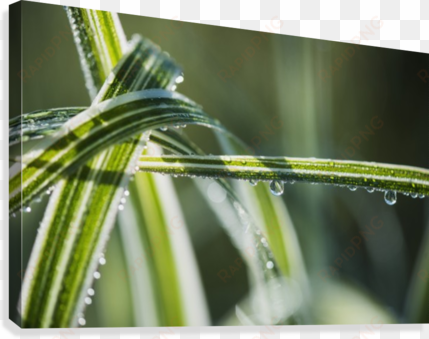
(9, 90, 223, 216)
(137, 155, 429, 197)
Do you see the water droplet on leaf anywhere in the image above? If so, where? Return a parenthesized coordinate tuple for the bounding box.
(270, 181, 284, 196)
(249, 179, 258, 186)
(384, 191, 397, 205)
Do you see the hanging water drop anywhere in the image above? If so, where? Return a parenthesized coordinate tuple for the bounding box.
(160, 126, 168, 132)
(384, 191, 397, 205)
(175, 74, 184, 84)
(94, 271, 101, 279)
(419, 194, 425, 199)
(266, 261, 274, 269)
(118, 204, 124, 211)
(270, 180, 284, 196)
(84, 297, 92, 305)
(24, 206, 31, 213)
(348, 186, 357, 191)
(366, 187, 375, 193)
(78, 318, 86, 326)
(120, 197, 126, 204)
(124, 190, 130, 196)
(99, 257, 106, 265)
(87, 288, 95, 296)
(410, 192, 418, 198)
(249, 179, 258, 186)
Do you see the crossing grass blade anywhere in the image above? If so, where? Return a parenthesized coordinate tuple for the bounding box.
(137, 155, 429, 197)
(9, 90, 224, 216)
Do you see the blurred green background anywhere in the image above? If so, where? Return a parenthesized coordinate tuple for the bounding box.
(10, 1, 429, 327)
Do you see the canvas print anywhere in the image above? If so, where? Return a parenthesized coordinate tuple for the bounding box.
(9, 1, 429, 328)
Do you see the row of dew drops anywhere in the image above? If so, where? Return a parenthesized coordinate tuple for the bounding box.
(77, 253, 107, 326)
(260, 179, 425, 206)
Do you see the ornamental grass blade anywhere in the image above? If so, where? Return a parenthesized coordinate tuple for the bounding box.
(9, 90, 223, 216)
(65, 6, 127, 100)
(137, 155, 429, 198)
(119, 148, 209, 326)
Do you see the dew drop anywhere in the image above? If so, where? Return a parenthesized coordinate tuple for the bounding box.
(78, 318, 86, 326)
(411, 193, 418, 199)
(120, 197, 126, 204)
(384, 191, 397, 206)
(171, 85, 177, 91)
(366, 187, 375, 193)
(99, 257, 106, 265)
(87, 288, 95, 296)
(118, 204, 124, 211)
(124, 190, 130, 196)
(24, 206, 31, 213)
(266, 261, 274, 269)
(84, 297, 92, 305)
(94, 271, 101, 279)
(419, 194, 425, 199)
(270, 180, 284, 196)
(249, 179, 258, 186)
(175, 75, 184, 84)
(160, 126, 168, 132)
(348, 186, 357, 191)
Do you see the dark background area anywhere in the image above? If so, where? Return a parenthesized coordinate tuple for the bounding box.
(10, 1, 429, 326)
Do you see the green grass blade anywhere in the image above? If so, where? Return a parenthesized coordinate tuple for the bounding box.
(119, 166, 210, 326)
(137, 155, 429, 197)
(9, 91, 223, 216)
(65, 6, 127, 100)
(9, 107, 85, 146)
